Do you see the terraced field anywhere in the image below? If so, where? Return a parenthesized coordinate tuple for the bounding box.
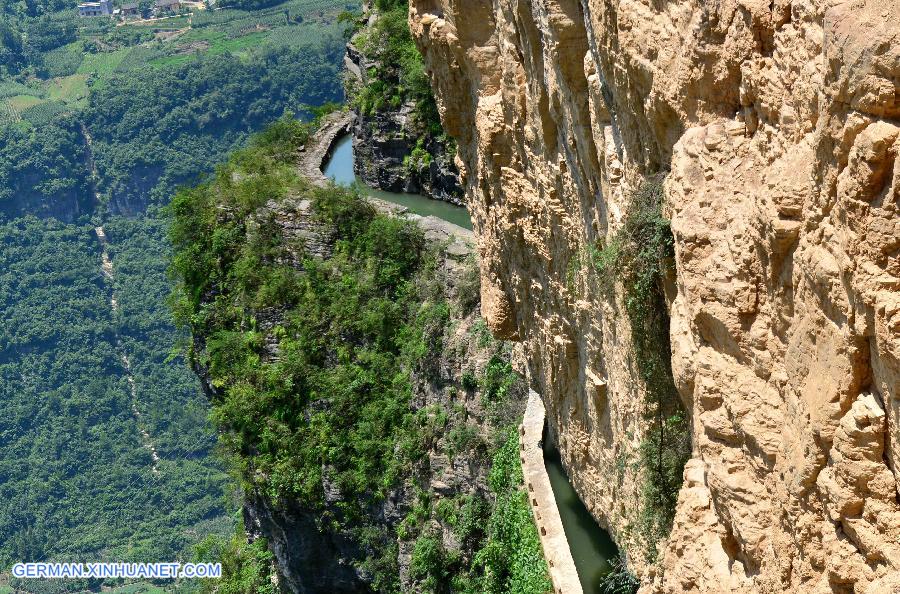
(0, 0, 349, 128)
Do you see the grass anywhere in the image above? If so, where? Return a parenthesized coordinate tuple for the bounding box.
(0, 75, 89, 125)
(46, 74, 90, 106)
(6, 95, 43, 111)
(78, 47, 131, 78)
(125, 15, 192, 30)
(42, 41, 86, 77)
(148, 29, 269, 67)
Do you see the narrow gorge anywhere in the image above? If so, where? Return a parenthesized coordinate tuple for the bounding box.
(407, 1, 900, 593)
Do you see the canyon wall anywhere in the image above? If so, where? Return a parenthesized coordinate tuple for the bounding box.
(409, 1, 900, 592)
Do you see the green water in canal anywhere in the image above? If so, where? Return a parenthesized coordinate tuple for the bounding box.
(544, 432, 620, 593)
(322, 134, 473, 230)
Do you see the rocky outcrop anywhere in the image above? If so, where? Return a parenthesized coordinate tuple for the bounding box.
(195, 117, 534, 592)
(351, 100, 463, 204)
(243, 488, 366, 594)
(346, 27, 464, 205)
(2, 184, 89, 222)
(409, 1, 900, 592)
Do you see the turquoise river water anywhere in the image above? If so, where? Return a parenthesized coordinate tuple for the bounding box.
(322, 134, 473, 230)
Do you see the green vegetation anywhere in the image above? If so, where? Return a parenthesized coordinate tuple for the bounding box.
(0, 0, 350, 219)
(591, 174, 690, 560)
(171, 115, 430, 588)
(382, 339, 551, 594)
(402, 430, 551, 594)
(194, 522, 278, 594)
(82, 43, 344, 209)
(599, 557, 640, 594)
(350, 0, 441, 134)
(0, 1, 365, 591)
(170, 118, 549, 592)
(0, 5, 359, 592)
(474, 429, 553, 594)
(0, 119, 90, 211)
(0, 216, 229, 587)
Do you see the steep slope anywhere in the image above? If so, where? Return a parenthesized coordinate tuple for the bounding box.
(408, 1, 900, 592)
(171, 116, 552, 593)
(345, 3, 464, 204)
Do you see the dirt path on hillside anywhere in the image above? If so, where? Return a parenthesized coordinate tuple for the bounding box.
(95, 226, 162, 475)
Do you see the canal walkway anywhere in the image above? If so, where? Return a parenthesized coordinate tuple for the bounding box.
(521, 390, 584, 594)
(304, 111, 474, 245)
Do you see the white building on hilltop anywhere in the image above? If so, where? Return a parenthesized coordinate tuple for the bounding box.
(78, 0, 112, 17)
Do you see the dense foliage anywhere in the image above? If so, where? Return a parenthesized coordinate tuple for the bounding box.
(472, 429, 554, 594)
(351, 0, 441, 134)
(0, 1, 355, 590)
(591, 175, 691, 560)
(399, 350, 552, 594)
(170, 114, 428, 509)
(194, 524, 278, 594)
(0, 217, 229, 588)
(170, 118, 551, 592)
(83, 43, 344, 208)
(0, 120, 90, 209)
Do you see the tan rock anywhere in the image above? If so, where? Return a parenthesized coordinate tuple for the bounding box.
(409, 0, 900, 591)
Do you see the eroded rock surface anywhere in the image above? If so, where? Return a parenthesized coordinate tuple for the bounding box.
(409, 0, 900, 591)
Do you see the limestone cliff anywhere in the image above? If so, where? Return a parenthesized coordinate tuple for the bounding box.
(409, 1, 900, 592)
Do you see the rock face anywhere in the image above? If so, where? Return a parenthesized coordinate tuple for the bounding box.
(408, 1, 900, 592)
(346, 38, 464, 205)
(243, 488, 366, 594)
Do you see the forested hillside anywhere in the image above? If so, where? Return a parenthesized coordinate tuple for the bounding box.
(0, 217, 228, 583)
(0, 0, 349, 219)
(0, 0, 354, 590)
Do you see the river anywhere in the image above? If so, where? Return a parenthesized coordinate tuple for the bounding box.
(322, 134, 473, 230)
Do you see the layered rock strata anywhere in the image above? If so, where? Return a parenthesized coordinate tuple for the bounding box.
(409, 1, 900, 592)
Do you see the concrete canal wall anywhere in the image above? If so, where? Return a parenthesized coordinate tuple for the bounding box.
(520, 390, 583, 594)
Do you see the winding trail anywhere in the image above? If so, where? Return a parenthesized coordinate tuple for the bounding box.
(82, 123, 160, 473)
(95, 225, 162, 475)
